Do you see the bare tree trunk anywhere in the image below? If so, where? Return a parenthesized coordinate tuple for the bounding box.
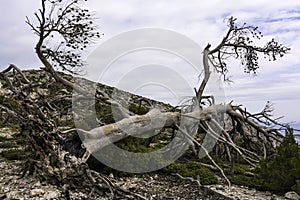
(196, 44, 211, 101)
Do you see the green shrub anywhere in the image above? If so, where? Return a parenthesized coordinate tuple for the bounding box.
(257, 127, 300, 193)
(0, 96, 19, 110)
(162, 161, 217, 185)
(0, 136, 7, 142)
(292, 180, 300, 195)
(229, 174, 260, 188)
(95, 103, 115, 124)
(0, 149, 28, 160)
(0, 141, 18, 148)
(116, 136, 154, 153)
(0, 135, 25, 148)
(223, 164, 251, 176)
(129, 103, 149, 115)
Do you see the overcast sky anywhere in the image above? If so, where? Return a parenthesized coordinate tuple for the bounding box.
(1, 0, 300, 129)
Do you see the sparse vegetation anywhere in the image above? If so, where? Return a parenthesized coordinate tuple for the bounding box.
(129, 103, 150, 115)
(0, 149, 29, 160)
(0, 0, 295, 198)
(162, 161, 218, 185)
(292, 180, 300, 194)
(0, 141, 19, 149)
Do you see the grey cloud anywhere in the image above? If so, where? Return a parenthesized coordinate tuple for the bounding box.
(1, 0, 300, 123)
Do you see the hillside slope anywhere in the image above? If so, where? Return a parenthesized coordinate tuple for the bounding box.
(0, 69, 288, 199)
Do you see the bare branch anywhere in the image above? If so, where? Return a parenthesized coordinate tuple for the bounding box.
(208, 16, 290, 78)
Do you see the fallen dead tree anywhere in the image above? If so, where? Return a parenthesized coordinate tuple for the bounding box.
(0, 63, 286, 191)
(0, 0, 294, 198)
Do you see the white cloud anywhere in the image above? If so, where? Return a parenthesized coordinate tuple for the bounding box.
(1, 0, 300, 124)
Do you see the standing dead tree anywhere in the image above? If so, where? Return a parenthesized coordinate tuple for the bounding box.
(197, 16, 290, 100)
(0, 0, 293, 197)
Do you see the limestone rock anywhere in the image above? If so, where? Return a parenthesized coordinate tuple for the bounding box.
(43, 190, 59, 199)
(285, 191, 300, 200)
(30, 188, 45, 196)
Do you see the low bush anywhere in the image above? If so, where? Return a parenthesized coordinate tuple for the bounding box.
(0, 149, 28, 160)
(162, 161, 218, 185)
(257, 127, 300, 194)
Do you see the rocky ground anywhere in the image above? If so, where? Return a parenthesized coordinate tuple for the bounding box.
(0, 158, 290, 200)
(0, 157, 226, 200)
(0, 127, 295, 200)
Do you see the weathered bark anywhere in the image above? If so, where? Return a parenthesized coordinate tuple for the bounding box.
(196, 44, 211, 101)
(76, 104, 229, 152)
